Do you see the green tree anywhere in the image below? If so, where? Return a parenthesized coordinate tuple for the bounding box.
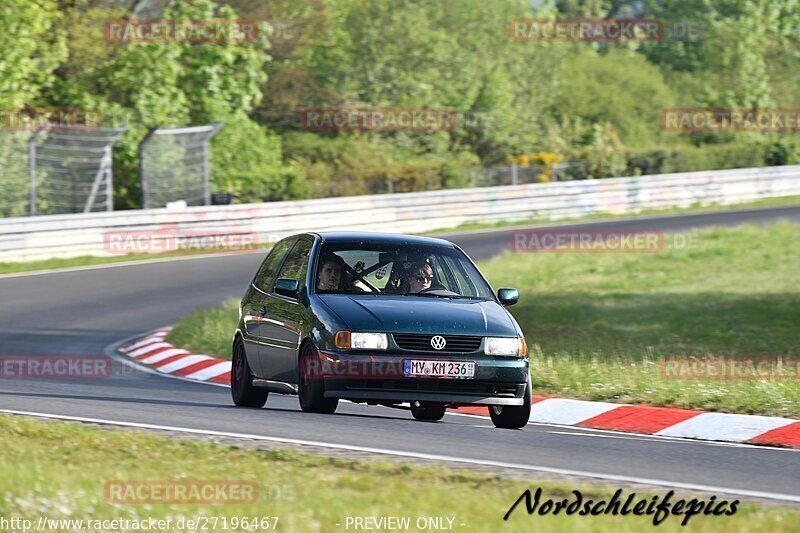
(550, 48, 676, 148)
(0, 0, 65, 109)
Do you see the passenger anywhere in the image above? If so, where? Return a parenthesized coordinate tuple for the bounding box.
(403, 261, 435, 294)
(317, 255, 344, 291)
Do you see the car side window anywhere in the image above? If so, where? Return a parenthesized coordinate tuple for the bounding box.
(276, 239, 312, 290)
(254, 239, 294, 292)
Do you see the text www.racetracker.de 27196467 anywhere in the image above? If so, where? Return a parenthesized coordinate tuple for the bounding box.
(0, 516, 280, 531)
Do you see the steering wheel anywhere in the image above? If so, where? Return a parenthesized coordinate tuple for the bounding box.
(418, 287, 460, 297)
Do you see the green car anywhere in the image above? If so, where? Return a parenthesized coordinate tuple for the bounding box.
(232, 232, 531, 429)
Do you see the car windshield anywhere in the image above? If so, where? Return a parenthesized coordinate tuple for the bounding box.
(315, 241, 495, 300)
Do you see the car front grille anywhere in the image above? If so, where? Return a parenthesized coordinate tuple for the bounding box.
(392, 333, 481, 353)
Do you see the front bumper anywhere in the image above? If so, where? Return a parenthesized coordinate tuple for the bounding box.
(317, 350, 529, 406)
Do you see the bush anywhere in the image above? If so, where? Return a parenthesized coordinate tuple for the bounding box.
(764, 139, 800, 166)
(626, 142, 769, 177)
(211, 112, 307, 202)
(282, 132, 477, 197)
(670, 143, 765, 172)
(551, 48, 677, 149)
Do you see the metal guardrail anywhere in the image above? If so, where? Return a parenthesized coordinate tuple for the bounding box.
(1, 165, 798, 262)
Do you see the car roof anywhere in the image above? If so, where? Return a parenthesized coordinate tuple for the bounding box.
(311, 231, 455, 247)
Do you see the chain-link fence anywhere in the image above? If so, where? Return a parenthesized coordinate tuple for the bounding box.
(32, 126, 127, 215)
(473, 161, 592, 186)
(139, 123, 223, 209)
(0, 126, 126, 217)
(0, 130, 32, 217)
(474, 164, 544, 186)
(1, 116, 595, 218)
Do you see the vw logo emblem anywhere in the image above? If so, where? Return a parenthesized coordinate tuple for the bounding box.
(430, 335, 446, 350)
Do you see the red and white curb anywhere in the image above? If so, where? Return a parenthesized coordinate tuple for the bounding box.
(118, 328, 230, 385)
(119, 329, 800, 448)
(457, 400, 800, 448)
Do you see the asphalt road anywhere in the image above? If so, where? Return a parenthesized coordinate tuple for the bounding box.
(1, 205, 799, 502)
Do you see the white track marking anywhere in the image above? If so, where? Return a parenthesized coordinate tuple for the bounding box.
(431, 205, 798, 238)
(183, 361, 231, 381)
(127, 342, 172, 358)
(120, 337, 163, 353)
(0, 249, 268, 280)
(1, 408, 798, 504)
(529, 398, 625, 425)
(155, 355, 213, 374)
(545, 431, 671, 443)
(140, 349, 191, 365)
(656, 412, 795, 442)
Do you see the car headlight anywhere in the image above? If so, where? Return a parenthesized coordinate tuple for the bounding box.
(485, 337, 526, 356)
(335, 331, 388, 350)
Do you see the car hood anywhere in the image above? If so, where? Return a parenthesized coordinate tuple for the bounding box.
(317, 294, 518, 337)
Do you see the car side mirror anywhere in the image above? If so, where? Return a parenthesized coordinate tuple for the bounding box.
(275, 278, 300, 298)
(497, 288, 519, 307)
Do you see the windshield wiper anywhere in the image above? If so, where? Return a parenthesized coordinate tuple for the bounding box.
(407, 292, 474, 299)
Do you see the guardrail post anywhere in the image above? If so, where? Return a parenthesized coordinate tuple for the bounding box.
(511, 163, 518, 185)
(139, 127, 158, 209)
(202, 122, 224, 206)
(27, 127, 45, 216)
(105, 145, 114, 211)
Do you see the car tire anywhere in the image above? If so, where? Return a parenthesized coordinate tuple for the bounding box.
(489, 375, 531, 429)
(231, 337, 268, 408)
(298, 343, 338, 414)
(410, 401, 446, 421)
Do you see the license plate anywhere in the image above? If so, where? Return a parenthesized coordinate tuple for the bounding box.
(403, 360, 475, 378)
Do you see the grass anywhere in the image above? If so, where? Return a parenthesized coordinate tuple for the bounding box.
(1, 414, 797, 532)
(166, 299, 239, 359)
(2, 194, 798, 276)
(426, 194, 800, 235)
(480, 221, 800, 418)
(166, 222, 800, 418)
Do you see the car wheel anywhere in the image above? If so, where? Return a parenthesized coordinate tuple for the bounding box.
(410, 401, 446, 421)
(489, 375, 531, 429)
(231, 337, 268, 408)
(298, 343, 338, 414)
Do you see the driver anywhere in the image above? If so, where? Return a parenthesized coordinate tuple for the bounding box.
(403, 261, 434, 294)
(317, 255, 344, 291)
